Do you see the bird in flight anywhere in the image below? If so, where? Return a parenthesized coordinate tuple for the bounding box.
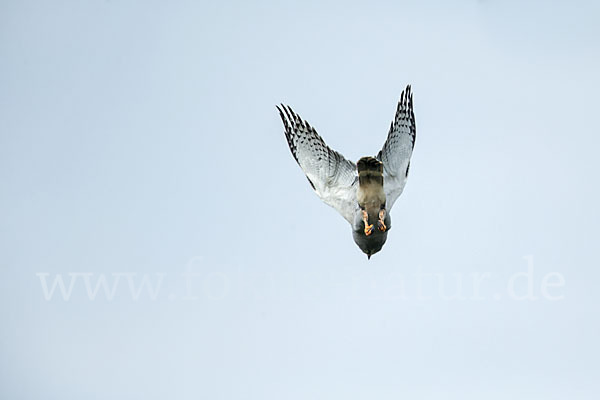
(277, 85, 416, 259)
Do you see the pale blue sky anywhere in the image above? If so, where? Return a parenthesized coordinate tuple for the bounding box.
(1, 1, 599, 399)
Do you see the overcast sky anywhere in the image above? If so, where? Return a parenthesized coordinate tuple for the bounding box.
(1, 1, 599, 399)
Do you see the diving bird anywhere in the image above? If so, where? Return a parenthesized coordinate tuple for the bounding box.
(277, 85, 416, 259)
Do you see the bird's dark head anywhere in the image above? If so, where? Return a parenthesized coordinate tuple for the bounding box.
(352, 210, 392, 259)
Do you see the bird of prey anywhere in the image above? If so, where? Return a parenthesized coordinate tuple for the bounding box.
(277, 85, 416, 259)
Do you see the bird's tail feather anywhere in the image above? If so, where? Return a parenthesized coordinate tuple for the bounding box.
(357, 156, 383, 186)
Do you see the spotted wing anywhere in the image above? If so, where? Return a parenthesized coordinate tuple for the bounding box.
(277, 105, 358, 224)
(376, 85, 416, 210)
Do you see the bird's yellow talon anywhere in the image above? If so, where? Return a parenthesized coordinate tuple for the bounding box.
(364, 224, 374, 236)
(378, 220, 387, 232)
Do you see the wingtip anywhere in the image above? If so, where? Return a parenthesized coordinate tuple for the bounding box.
(277, 104, 293, 122)
(276, 105, 286, 122)
(398, 84, 414, 107)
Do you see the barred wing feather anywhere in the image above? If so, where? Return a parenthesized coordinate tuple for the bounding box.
(277, 105, 358, 224)
(376, 85, 416, 210)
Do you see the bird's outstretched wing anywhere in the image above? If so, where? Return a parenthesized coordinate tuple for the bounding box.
(376, 85, 416, 210)
(277, 105, 358, 224)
